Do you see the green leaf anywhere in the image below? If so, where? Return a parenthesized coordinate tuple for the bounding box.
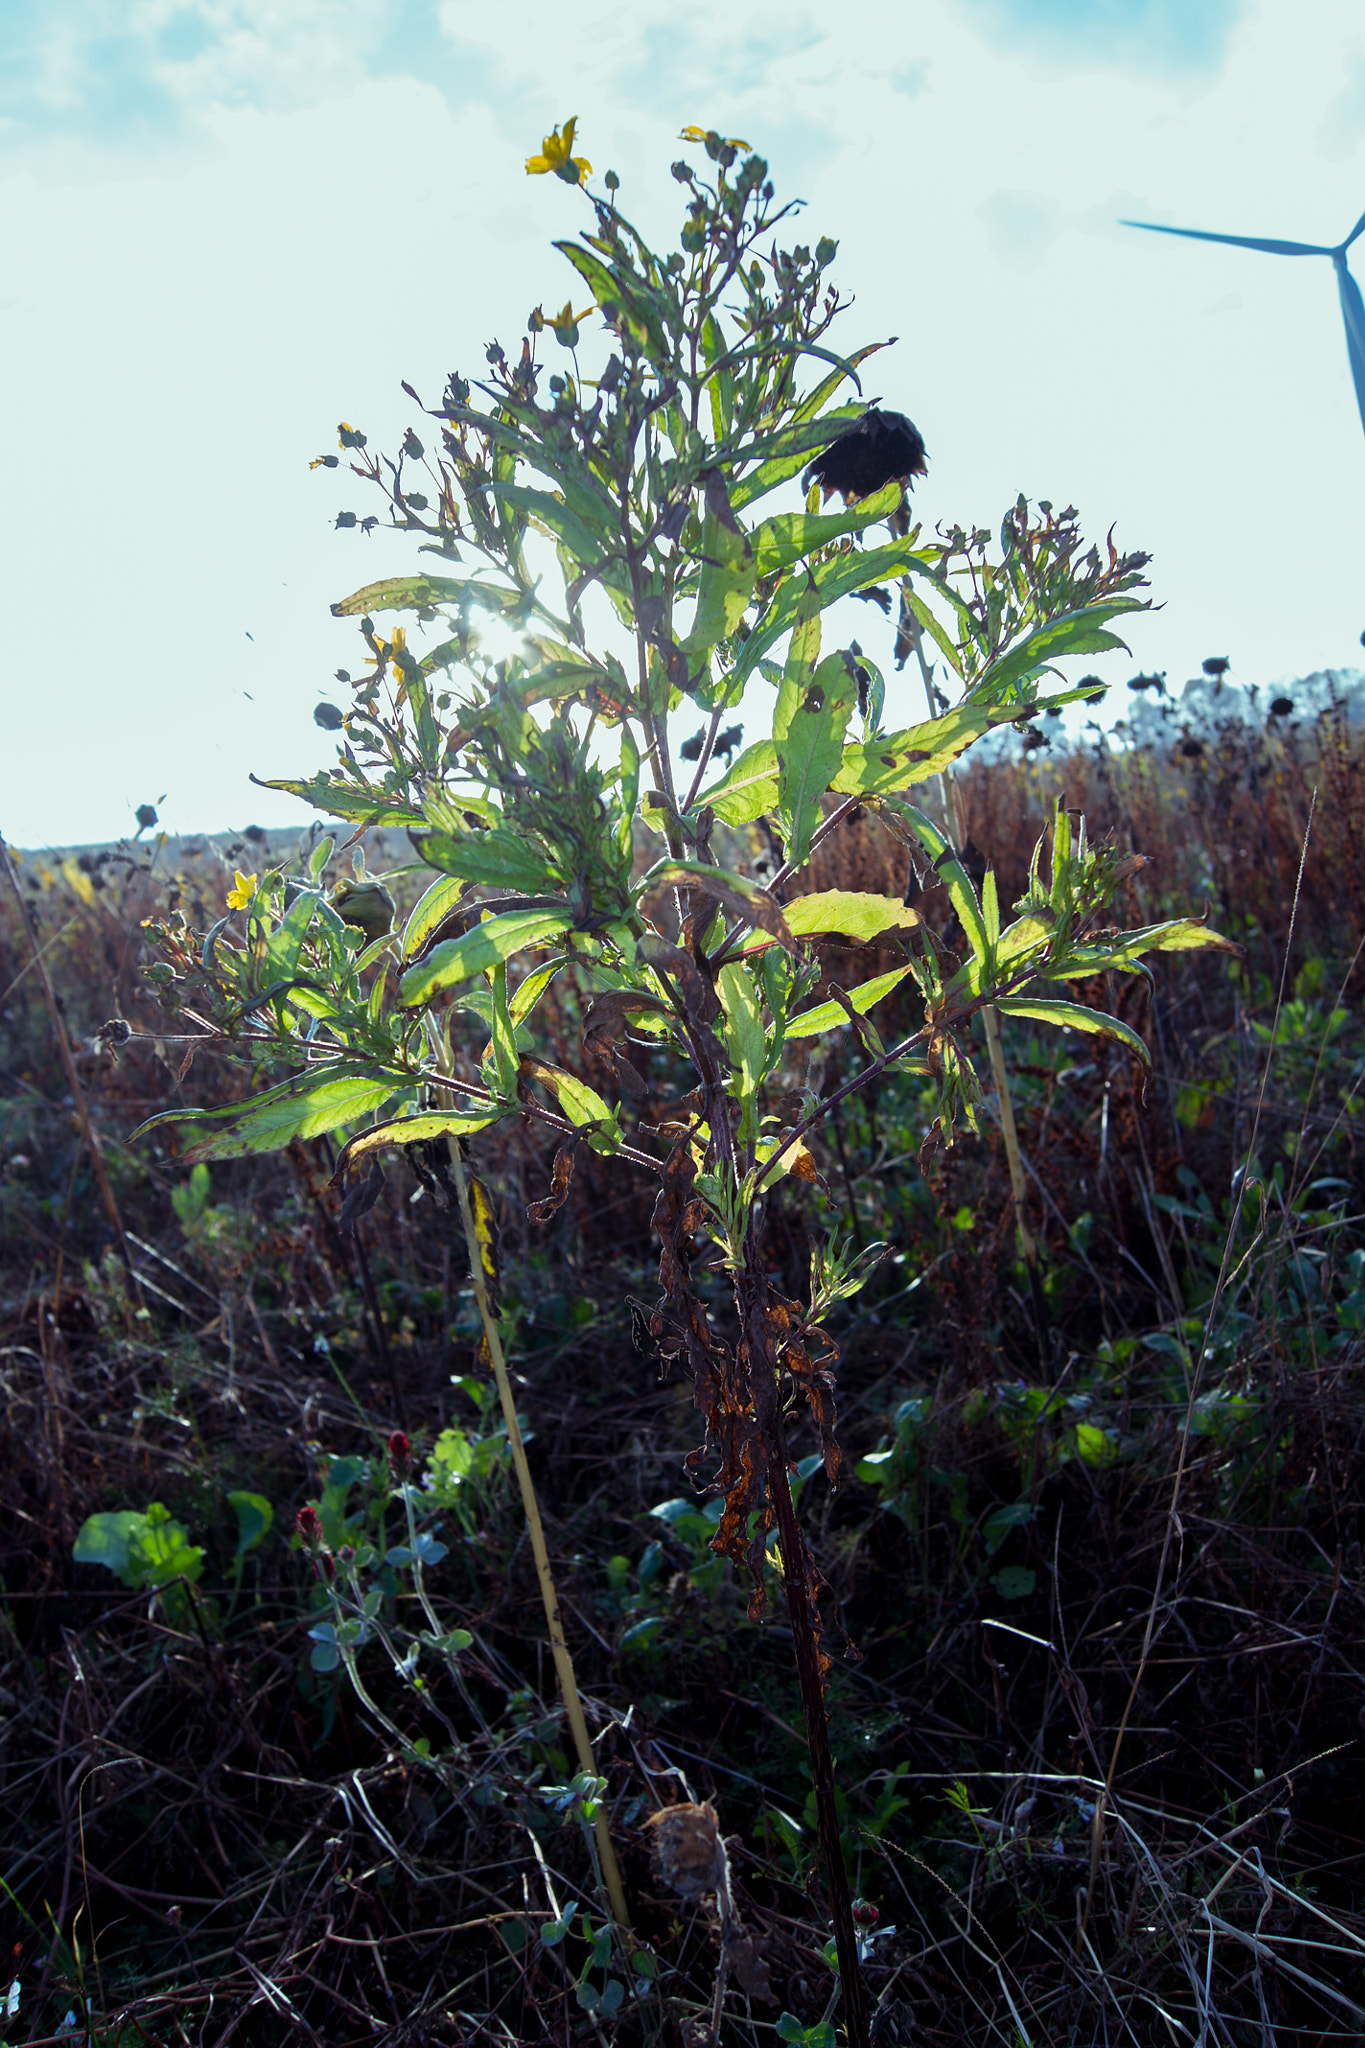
(1075, 1422, 1117, 1469)
(993, 1565, 1037, 1599)
(785, 965, 913, 1038)
(974, 600, 1142, 701)
(782, 889, 920, 945)
(774, 643, 855, 869)
(414, 826, 559, 894)
(833, 699, 1013, 796)
(399, 909, 574, 1006)
(887, 803, 990, 963)
(750, 482, 901, 576)
(1069, 916, 1239, 973)
(181, 1073, 405, 1162)
(73, 1510, 147, 1586)
(254, 772, 426, 829)
(74, 1504, 204, 1591)
(992, 997, 1150, 1063)
(732, 538, 919, 690)
(334, 1108, 506, 1178)
(520, 1057, 621, 1153)
(694, 738, 779, 825)
(510, 955, 566, 1024)
(555, 239, 671, 361)
(718, 962, 767, 1140)
(683, 508, 755, 660)
(227, 1491, 274, 1560)
(402, 874, 465, 961)
(329, 574, 526, 620)
(486, 481, 612, 569)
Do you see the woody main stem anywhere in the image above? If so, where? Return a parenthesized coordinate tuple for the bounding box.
(445, 1136, 630, 1929)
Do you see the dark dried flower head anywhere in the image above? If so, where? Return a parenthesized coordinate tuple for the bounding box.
(1269, 696, 1294, 718)
(803, 407, 927, 504)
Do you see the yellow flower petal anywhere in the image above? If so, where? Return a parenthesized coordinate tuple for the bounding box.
(226, 870, 258, 911)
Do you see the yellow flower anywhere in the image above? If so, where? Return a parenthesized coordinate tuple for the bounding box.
(526, 116, 592, 184)
(226, 870, 258, 911)
(679, 124, 752, 153)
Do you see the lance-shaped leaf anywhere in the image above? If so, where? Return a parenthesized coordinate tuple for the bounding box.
(519, 1056, 621, 1153)
(334, 1107, 507, 1179)
(402, 874, 466, 961)
(884, 802, 990, 964)
(329, 574, 528, 620)
(732, 538, 920, 691)
(750, 481, 901, 576)
(785, 965, 913, 1038)
(775, 644, 856, 870)
(555, 239, 671, 362)
(717, 961, 768, 1139)
(682, 504, 755, 661)
(693, 737, 779, 825)
(1046, 916, 1240, 978)
(180, 1073, 408, 1161)
(833, 701, 1005, 796)
(399, 908, 574, 1006)
(992, 997, 1150, 1063)
(253, 771, 426, 829)
(485, 481, 614, 570)
(727, 402, 865, 511)
(972, 600, 1143, 701)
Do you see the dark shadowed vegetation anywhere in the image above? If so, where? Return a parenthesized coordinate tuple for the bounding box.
(2, 687, 1363, 2046)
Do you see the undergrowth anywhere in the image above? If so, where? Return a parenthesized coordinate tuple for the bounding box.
(1, 703, 1363, 2043)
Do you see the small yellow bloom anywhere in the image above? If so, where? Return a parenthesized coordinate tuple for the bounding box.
(679, 124, 752, 153)
(526, 116, 592, 184)
(226, 870, 258, 911)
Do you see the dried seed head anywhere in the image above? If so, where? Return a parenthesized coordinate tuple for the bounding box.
(642, 1800, 728, 1902)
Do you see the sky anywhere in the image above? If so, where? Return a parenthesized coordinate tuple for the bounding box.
(3, 0, 1364, 849)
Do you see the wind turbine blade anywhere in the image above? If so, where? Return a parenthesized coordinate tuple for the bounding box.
(1334, 259, 1365, 437)
(1122, 219, 1333, 258)
(1342, 206, 1365, 252)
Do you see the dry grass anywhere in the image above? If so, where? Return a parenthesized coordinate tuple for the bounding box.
(2, 710, 1364, 2042)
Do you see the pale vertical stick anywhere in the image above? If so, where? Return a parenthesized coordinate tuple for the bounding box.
(445, 1135, 630, 1928)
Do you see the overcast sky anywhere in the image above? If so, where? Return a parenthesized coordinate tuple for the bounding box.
(3, 0, 1363, 849)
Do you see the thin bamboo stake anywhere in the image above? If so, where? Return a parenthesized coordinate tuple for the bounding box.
(444, 1134, 630, 1929)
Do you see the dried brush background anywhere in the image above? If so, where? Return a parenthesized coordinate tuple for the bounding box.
(2, 700, 1363, 2044)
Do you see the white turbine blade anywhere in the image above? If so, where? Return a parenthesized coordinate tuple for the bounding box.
(1122, 219, 1333, 258)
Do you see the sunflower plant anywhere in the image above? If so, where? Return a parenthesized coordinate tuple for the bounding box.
(138, 122, 1233, 2044)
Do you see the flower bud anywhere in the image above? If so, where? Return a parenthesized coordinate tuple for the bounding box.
(388, 1431, 411, 1479)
